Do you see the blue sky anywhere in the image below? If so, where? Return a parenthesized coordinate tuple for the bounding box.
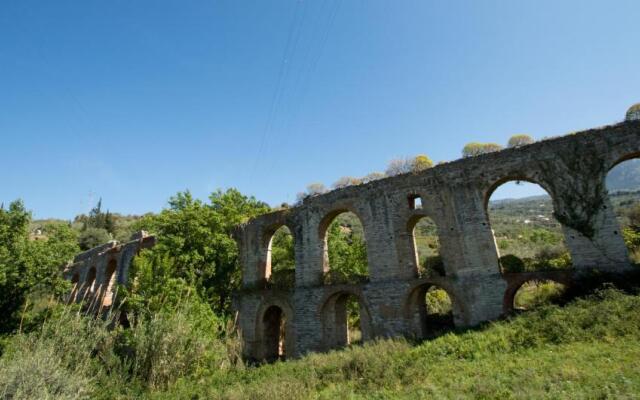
(1, 1, 639, 219)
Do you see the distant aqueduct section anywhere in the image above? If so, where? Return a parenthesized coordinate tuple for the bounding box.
(233, 117, 640, 361)
(64, 231, 155, 313)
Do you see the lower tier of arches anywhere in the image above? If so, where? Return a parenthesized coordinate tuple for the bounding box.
(235, 269, 591, 361)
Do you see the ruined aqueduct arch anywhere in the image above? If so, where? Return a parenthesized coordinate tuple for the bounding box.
(234, 118, 640, 360)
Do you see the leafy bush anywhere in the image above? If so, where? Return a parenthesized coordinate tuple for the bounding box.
(160, 289, 640, 399)
(420, 255, 445, 277)
(0, 296, 239, 399)
(120, 300, 229, 390)
(514, 280, 566, 309)
(507, 134, 534, 148)
(500, 254, 525, 273)
(323, 270, 369, 285)
(0, 309, 111, 400)
(425, 287, 452, 315)
(268, 269, 295, 289)
(78, 227, 111, 250)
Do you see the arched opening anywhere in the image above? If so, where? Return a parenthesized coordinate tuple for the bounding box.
(265, 226, 295, 288)
(406, 283, 455, 339)
(83, 267, 97, 300)
(321, 291, 370, 350)
(102, 260, 117, 307)
(606, 157, 640, 264)
(262, 305, 287, 362)
(409, 216, 443, 277)
(69, 273, 80, 303)
(408, 194, 423, 210)
(321, 211, 369, 284)
(486, 180, 572, 273)
(513, 280, 567, 311)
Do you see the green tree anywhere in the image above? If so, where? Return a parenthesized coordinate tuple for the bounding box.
(326, 214, 368, 282)
(78, 227, 111, 250)
(462, 142, 503, 157)
(0, 201, 79, 335)
(129, 189, 270, 315)
(270, 227, 294, 272)
(508, 134, 534, 148)
(412, 154, 433, 171)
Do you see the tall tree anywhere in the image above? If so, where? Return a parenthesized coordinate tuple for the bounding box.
(0, 201, 79, 335)
(129, 189, 270, 315)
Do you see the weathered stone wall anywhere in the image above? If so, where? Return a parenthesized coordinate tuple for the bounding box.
(235, 120, 640, 360)
(64, 231, 155, 312)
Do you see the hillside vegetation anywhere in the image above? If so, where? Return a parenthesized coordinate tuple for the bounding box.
(1, 288, 639, 399)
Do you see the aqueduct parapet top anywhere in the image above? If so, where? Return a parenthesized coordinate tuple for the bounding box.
(234, 118, 639, 360)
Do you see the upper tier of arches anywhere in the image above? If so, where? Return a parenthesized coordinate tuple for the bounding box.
(237, 121, 640, 287)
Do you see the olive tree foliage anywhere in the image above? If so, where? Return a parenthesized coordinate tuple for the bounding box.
(0, 201, 80, 336)
(412, 154, 434, 171)
(129, 189, 270, 315)
(361, 172, 385, 183)
(386, 155, 434, 176)
(462, 142, 504, 158)
(507, 134, 535, 148)
(385, 158, 412, 176)
(333, 176, 362, 189)
(296, 182, 327, 202)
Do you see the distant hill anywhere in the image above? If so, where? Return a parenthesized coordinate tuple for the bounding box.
(607, 159, 640, 192)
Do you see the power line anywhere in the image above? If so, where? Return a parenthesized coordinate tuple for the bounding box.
(250, 0, 308, 178)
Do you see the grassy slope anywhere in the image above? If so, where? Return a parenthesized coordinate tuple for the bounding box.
(152, 289, 640, 399)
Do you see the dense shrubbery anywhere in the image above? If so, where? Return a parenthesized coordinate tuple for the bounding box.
(0, 201, 79, 339)
(128, 189, 270, 315)
(0, 296, 238, 399)
(4, 285, 638, 399)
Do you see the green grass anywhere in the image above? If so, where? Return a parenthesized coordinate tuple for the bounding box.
(2, 288, 640, 399)
(153, 288, 640, 399)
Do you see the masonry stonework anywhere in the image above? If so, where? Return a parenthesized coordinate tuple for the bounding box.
(234, 120, 640, 360)
(64, 231, 155, 312)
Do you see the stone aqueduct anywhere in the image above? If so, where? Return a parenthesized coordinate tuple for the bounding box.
(64, 232, 155, 312)
(234, 119, 640, 360)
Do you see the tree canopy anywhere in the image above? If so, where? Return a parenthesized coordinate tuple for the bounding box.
(462, 142, 503, 157)
(507, 134, 534, 148)
(0, 201, 79, 335)
(127, 189, 270, 315)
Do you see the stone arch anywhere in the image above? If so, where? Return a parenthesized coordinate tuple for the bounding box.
(255, 298, 294, 362)
(605, 153, 640, 264)
(262, 224, 296, 286)
(404, 279, 459, 339)
(484, 177, 573, 273)
(407, 213, 444, 277)
(318, 207, 369, 282)
(607, 151, 640, 172)
(319, 287, 372, 350)
(484, 176, 554, 212)
(502, 271, 572, 313)
(83, 267, 97, 301)
(69, 272, 80, 303)
(102, 259, 118, 307)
